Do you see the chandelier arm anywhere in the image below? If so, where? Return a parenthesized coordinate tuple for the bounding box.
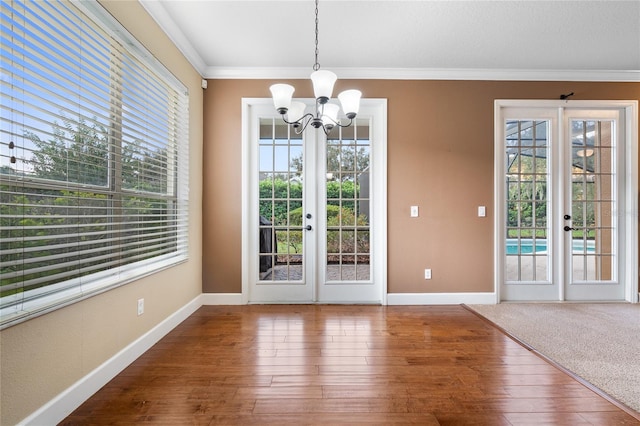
(321, 116, 355, 129)
(333, 118, 355, 129)
(280, 112, 316, 134)
(293, 121, 307, 135)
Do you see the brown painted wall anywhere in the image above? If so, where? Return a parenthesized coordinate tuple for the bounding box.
(203, 80, 639, 294)
(1, 1, 204, 424)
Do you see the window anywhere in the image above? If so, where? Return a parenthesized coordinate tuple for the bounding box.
(0, 0, 189, 328)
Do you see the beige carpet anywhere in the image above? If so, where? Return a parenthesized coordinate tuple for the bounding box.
(467, 303, 640, 414)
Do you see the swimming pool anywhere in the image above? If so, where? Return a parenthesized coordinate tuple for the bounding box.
(506, 239, 595, 255)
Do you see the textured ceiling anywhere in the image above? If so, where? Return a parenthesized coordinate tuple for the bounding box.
(140, 0, 640, 81)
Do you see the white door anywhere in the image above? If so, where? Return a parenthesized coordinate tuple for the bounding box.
(562, 109, 625, 300)
(243, 99, 387, 304)
(496, 101, 637, 302)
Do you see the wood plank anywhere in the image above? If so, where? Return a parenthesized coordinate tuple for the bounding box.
(62, 305, 639, 425)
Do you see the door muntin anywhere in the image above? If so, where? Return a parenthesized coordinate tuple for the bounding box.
(497, 103, 628, 302)
(246, 99, 387, 304)
(567, 118, 617, 284)
(504, 119, 552, 285)
(324, 122, 372, 284)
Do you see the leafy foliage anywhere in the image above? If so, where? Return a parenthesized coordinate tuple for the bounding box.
(27, 116, 109, 185)
(122, 138, 170, 193)
(1, 117, 173, 297)
(507, 154, 596, 239)
(259, 178, 303, 225)
(325, 205, 369, 255)
(279, 204, 369, 255)
(288, 144, 370, 180)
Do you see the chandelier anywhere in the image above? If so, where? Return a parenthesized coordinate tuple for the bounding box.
(269, 0, 361, 135)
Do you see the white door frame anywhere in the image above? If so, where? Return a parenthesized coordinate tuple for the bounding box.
(241, 98, 388, 304)
(494, 100, 638, 303)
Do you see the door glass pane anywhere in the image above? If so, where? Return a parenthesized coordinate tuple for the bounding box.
(505, 120, 550, 282)
(570, 120, 615, 281)
(258, 119, 303, 281)
(326, 121, 371, 281)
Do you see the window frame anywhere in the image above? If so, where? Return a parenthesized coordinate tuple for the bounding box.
(0, 0, 190, 328)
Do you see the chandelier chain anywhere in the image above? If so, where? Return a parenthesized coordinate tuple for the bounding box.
(269, 0, 360, 135)
(313, 0, 320, 71)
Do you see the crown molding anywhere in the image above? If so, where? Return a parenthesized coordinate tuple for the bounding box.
(139, 1, 638, 83)
(139, 0, 207, 76)
(204, 66, 640, 82)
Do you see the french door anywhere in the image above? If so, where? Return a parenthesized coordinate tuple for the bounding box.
(496, 101, 638, 302)
(242, 99, 387, 304)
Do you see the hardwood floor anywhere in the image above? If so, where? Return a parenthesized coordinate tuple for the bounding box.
(62, 305, 639, 425)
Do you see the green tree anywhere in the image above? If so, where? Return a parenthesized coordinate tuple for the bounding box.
(325, 144, 370, 176)
(27, 116, 109, 185)
(2, 115, 172, 297)
(506, 154, 547, 235)
(259, 178, 302, 225)
(327, 180, 359, 212)
(289, 144, 369, 181)
(122, 139, 170, 193)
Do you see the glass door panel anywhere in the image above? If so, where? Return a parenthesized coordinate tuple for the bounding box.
(258, 119, 304, 282)
(251, 117, 313, 303)
(565, 115, 623, 300)
(325, 122, 371, 282)
(502, 118, 557, 300)
(318, 118, 382, 303)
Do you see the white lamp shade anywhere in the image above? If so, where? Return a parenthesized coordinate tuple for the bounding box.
(270, 84, 294, 112)
(310, 70, 337, 101)
(338, 89, 361, 118)
(321, 103, 340, 126)
(287, 101, 307, 123)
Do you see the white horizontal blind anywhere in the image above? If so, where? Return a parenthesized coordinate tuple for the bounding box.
(0, 0, 189, 327)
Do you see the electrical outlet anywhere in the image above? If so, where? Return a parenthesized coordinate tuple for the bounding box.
(410, 206, 419, 217)
(137, 298, 144, 316)
(424, 269, 432, 280)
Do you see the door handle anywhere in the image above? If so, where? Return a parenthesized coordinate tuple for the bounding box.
(564, 225, 574, 232)
(305, 225, 312, 231)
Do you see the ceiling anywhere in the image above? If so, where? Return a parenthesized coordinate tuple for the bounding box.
(140, 0, 640, 81)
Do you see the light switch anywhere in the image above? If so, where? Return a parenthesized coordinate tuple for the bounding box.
(478, 206, 486, 217)
(410, 206, 419, 217)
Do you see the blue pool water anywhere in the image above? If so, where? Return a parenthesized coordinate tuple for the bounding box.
(506, 239, 595, 255)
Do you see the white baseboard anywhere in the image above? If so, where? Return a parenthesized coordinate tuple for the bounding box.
(201, 293, 497, 306)
(19, 295, 203, 426)
(201, 293, 243, 305)
(387, 292, 497, 305)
